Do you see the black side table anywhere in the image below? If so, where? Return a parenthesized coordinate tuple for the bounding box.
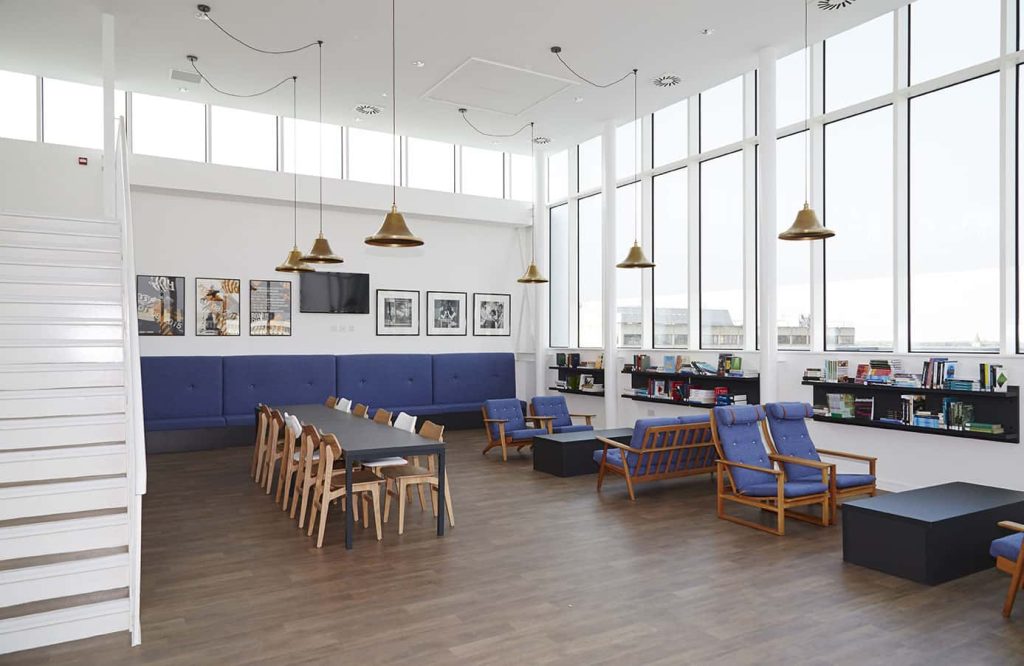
(533, 428, 633, 477)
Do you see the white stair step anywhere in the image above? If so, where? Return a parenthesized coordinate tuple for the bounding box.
(0, 228, 121, 251)
(0, 210, 118, 232)
(0, 513, 129, 561)
(0, 598, 129, 655)
(0, 477, 128, 521)
(0, 321, 125, 343)
(0, 363, 125, 391)
(0, 342, 124, 365)
(0, 415, 126, 451)
(0, 387, 126, 419)
(0, 244, 120, 265)
(0, 279, 121, 303)
(0, 262, 121, 283)
(0, 553, 129, 609)
(0, 301, 123, 320)
(0, 444, 127, 484)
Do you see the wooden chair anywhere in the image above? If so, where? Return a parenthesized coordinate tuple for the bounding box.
(276, 413, 305, 508)
(250, 404, 270, 480)
(352, 403, 368, 418)
(710, 405, 831, 536)
(763, 402, 877, 524)
(259, 410, 285, 491)
(481, 398, 554, 462)
(290, 424, 323, 529)
(364, 408, 408, 475)
(324, 396, 338, 408)
(335, 397, 352, 413)
(594, 416, 716, 501)
(307, 433, 384, 546)
(373, 408, 392, 425)
(530, 396, 595, 434)
(991, 520, 1024, 617)
(381, 420, 454, 535)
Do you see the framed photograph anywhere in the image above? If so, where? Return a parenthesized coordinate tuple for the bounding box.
(426, 291, 467, 336)
(136, 275, 185, 336)
(250, 280, 292, 336)
(376, 289, 420, 336)
(473, 292, 511, 336)
(196, 278, 241, 336)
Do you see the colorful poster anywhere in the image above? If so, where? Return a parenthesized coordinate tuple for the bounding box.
(250, 280, 292, 336)
(196, 278, 240, 336)
(136, 275, 185, 336)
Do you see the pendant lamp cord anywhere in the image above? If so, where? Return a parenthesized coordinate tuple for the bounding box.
(552, 48, 634, 89)
(292, 76, 298, 247)
(459, 110, 532, 138)
(530, 121, 537, 263)
(391, 0, 397, 208)
(318, 40, 324, 234)
(190, 58, 293, 98)
(199, 8, 320, 55)
(633, 68, 641, 245)
(804, 0, 811, 204)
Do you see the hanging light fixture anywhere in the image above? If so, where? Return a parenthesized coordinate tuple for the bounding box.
(518, 122, 549, 284)
(365, 0, 423, 248)
(303, 41, 343, 263)
(779, 0, 834, 242)
(277, 77, 314, 273)
(617, 69, 655, 269)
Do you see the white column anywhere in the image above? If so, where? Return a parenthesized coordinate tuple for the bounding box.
(102, 13, 116, 218)
(601, 122, 618, 427)
(534, 151, 548, 396)
(757, 47, 778, 402)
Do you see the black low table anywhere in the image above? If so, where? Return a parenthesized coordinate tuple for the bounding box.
(533, 428, 633, 477)
(842, 482, 1024, 585)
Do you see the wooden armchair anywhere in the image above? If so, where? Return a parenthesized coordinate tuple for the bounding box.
(529, 396, 595, 434)
(481, 398, 553, 462)
(991, 520, 1024, 617)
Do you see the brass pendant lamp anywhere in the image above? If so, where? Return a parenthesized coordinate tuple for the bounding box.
(277, 77, 314, 273)
(303, 41, 343, 263)
(365, 0, 423, 248)
(518, 122, 549, 284)
(617, 69, 655, 269)
(779, 0, 834, 242)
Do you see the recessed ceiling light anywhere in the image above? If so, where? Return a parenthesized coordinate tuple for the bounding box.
(573, 96, 584, 103)
(412, 60, 425, 68)
(179, 86, 189, 93)
(653, 74, 681, 88)
(354, 104, 383, 116)
(533, 137, 551, 145)
(381, 92, 388, 98)
(699, 27, 715, 36)
(355, 117, 364, 122)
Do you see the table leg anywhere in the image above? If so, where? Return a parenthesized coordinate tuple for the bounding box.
(436, 447, 446, 537)
(345, 455, 354, 550)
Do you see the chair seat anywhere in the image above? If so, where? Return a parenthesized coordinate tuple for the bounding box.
(328, 469, 385, 490)
(594, 447, 703, 475)
(382, 463, 434, 479)
(741, 480, 828, 498)
(292, 450, 320, 462)
(991, 532, 1024, 561)
(835, 473, 876, 489)
(363, 457, 408, 468)
(552, 424, 594, 434)
(507, 427, 548, 441)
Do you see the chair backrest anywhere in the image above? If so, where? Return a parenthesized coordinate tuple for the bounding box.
(394, 411, 417, 432)
(373, 408, 392, 425)
(299, 424, 320, 478)
(268, 409, 284, 443)
(764, 402, 821, 480)
(710, 405, 776, 492)
(315, 432, 343, 494)
(483, 398, 525, 439)
(530, 396, 572, 428)
(631, 419, 716, 476)
(324, 396, 338, 408)
(335, 397, 352, 413)
(255, 404, 269, 448)
(284, 413, 303, 439)
(420, 420, 444, 442)
(352, 403, 368, 418)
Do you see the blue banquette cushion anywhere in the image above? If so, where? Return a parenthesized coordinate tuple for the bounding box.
(337, 354, 433, 410)
(223, 355, 336, 426)
(140, 356, 226, 431)
(433, 352, 516, 407)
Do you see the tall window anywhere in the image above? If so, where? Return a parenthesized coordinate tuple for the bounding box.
(210, 106, 276, 171)
(132, 93, 205, 162)
(776, 132, 811, 349)
(824, 107, 894, 350)
(616, 182, 641, 347)
(910, 75, 999, 352)
(578, 194, 603, 347)
(653, 99, 687, 167)
(910, 0, 1000, 85)
(282, 118, 342, 179)
(547, 149, 568, 203)
(700, 75, 744, 152)
(42, 79, 104, 149)
(348, 127, 398, 186)
(776, 48, 808, 129)
(461, 146, 503, 198)
(653, 168, 688, 348)
(406, 137, 454, 192)
(616, 120, 639, 180)
(700, 151, 745, 349)
(825, 13, 894, 112)
(578, 135, 601, 192)
(509, 153, 532, 202)
(0, 70, 37, 141)
(549, 204, 570, 347)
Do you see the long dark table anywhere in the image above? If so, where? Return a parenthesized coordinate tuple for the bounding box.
(276, 404, 447, 550)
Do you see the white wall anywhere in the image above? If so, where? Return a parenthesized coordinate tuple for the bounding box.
(0, 139, 104, 219)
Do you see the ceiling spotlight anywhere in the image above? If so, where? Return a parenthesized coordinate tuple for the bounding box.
(573, 96, 584, 103)
(412, 60, 425, 68)
(179, 86, 189, 93)
(355, 104, 383, 116)
(195, 3, 211, 19)
(533, 136, 551, 145)
(699, 27, 715, 36)
(653, 74, 681, 88)
(355, 117, 364, 122)
(381, 92, 388, 97)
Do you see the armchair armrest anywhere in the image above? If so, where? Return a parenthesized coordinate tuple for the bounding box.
(998, 521, 1024, 533)
(525, 415, 556, 433)
(717, 459, 781, 475)
(769, 454, 833, 469)
(569, 413, 596, 426)
(482, 418, 508, 423)
(595, 435, 642, 454)
(815, 448, 877, 463)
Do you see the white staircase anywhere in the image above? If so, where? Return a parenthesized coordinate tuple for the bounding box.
(0, 122, 146, 656)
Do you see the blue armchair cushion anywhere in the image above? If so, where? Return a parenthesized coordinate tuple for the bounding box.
(741, 480, 829, 498)
(484, 398, 526, 440)
(140, 356, 224, 430)
(337, 354, 433, 410)
(506, 427, 549, 441)
(223, 355, 336, 422)
(765, 402, 823, 481)
(553, 424, 593, 434)
(835, 473, 876, 489)
(531, 396, 573, 428)
(990, 532, 1024, 561)
(712, 405, 776, 491)
(433, 353, 516, 405)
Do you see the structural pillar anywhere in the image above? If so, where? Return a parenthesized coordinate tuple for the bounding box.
(757, 47, 778, 401)
(102, 13, 116, 219)
(533, 151, 548, 397)
(601, 122, 618, 427)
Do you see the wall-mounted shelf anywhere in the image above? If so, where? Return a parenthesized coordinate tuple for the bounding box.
(626, 369, 760, 383)
(620, 393, 725, 410)
(801, 381, 1019, 399)
(622, 370, 761, 406)
(549, 386, 605, 397)
(549, 366, 605, 373)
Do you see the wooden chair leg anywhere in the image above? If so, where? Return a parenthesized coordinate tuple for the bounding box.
(443, 473, 454, 527)
(307, 487, 321, 537)
(383, 479, 393, 523)
(398, 482, 407, 536)
(1004, 559, 1024, 617)
(296, 483, 310, 528)
(278, 466, 292, 508)
(500, 439, 508, 462)
(416, 484, 427, 512)
(362, 494, 370, 529)
(315, 496, 330, 548)
(595, 461, 607, 492)
(623, 468, 636, 501)
(371, 486, 383, 541)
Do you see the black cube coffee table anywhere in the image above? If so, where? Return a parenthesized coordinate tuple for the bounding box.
(842, 482, 1024, 585)
(533, 428, 633, 477)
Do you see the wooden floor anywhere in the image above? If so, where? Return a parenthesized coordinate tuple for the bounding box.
(7, 429, 1024, 665)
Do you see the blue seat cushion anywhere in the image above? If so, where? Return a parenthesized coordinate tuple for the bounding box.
(553, 424, 594, 434)
(712, 405, 775, 491)
(223, 355, 336, 420)
(834, 473, 876, 489)
(141, 356, 223, 429)
(531, 395, 573, 428)
(337, 354, 432, 409)
(506, 427, 548, 441)
(484, 398, 526, 439)
(433, 353, 516, 405)
(145, 416, 227, 431)
(741, 480, 829, 498)
(990, 532, 1024, 561)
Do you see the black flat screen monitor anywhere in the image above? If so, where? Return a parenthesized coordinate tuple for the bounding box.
(299, 272, 370, 313)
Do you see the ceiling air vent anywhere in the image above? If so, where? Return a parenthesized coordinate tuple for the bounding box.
(653, 74, 681, 88)
(818, 0, 857, 9)
(355, 104, 383, 116)
(170, 68, 202, 85)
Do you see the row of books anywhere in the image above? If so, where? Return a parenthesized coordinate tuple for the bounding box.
(820, 392, 1006, 435)
(555, 374, 602, 391)
(554, 353, 604, 369)
(631, 380, 747, 406)
(626, 354, 755, 378)
(805, 357, 1010, 394)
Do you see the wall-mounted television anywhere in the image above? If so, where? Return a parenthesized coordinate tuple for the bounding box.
(299, 272, 370, 314)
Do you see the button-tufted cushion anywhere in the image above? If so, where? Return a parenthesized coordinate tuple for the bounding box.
(337, 354, 433, 410)
(712, 405, 775, 491)
(507, 427, 549, 441)
(741, 480, 829, 498)
(531, 396, 573, 428)
(835, 473, 876, 489)
(433, 353, 516, 406)
(553, 424, 593, 434)
(765, 402, 822, 480)
(223, 355, 336, 425)
(990, 532, 1023, 561)
(141, 356, 224, 430)
(484, 398, 527, 440)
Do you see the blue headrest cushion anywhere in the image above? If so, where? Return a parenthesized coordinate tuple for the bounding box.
(716, 404, 766, 426)
(766, 402, 812, 420)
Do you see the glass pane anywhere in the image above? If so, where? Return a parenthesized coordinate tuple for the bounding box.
(348, 127, 398, 186)
(461, 146, 503, 198)
(578, 194, 603, 348)
(131, 93, 205, 162)
(43, 79, 102, 149)
(776, 48, 809, 129)
(578, 135, 601, 192)
(406, 137, 454, 192)
(911, 75, 999, 352)
(700, 76, 744, 152)
(210, 106, 276, 170)
(910, 0, 1000, 85)
(700, 151, 745, 349)
(616, 183, 642, 348)
(616, 120, 639, 180)
(283, 118, 342, 179)
(509, 153, 532, 201)
(825, 13, 894, 112)
(776, 132, 811, 350)
(653, 99, 687, 167)
(549, 203, 570, 347)
(0, 70, 36, 141)
(547, 149, 569, 203)
(653, 168, 688, 348)
(824, 106, 894, 350)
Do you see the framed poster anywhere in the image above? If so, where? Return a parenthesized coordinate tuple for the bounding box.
(426, 291, 467, 336)
(376, 289, 420, 336)
(473, 292, 511, 336)
(196, 278, 241, 336)
(250, 280, 292, 336)
(136, 275, 185, 336)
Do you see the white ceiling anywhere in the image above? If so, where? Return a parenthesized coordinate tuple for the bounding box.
(0, 0, 904, 153)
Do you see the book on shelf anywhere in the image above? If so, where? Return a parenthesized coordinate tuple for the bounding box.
(691, 360, 717, 375)
(941, 398, 973, 430)
(945, 379, 979, 392)
(900, 395, 926, 425)
(669, 381, 686, 402)
(854, 397, 874, 420)
(632, 354, 652, 371)
(979, 363, 1008, 392)
(803, 368, 823, 381)
(824, 360, 849, 382)
(892, 373, 921, 388)
(825, 393, 855, 418)
(965, 422, 1005, 434)
(555, 353, 567, 367)
(555, 380, 567, 390)
(580, 374, 594, 390)
(568, 353, 581, 368)
(717, 354, 742, 375)
(688, 388, 717, 405)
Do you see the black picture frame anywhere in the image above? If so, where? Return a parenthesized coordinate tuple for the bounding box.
(195, 277, 241, 337)
(376, 289, 421, 336)
(473, 292, 511, 336)
(249, 279, 292, 336)
(426, 291, 468, 336)
(136, 274, 185, 336)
